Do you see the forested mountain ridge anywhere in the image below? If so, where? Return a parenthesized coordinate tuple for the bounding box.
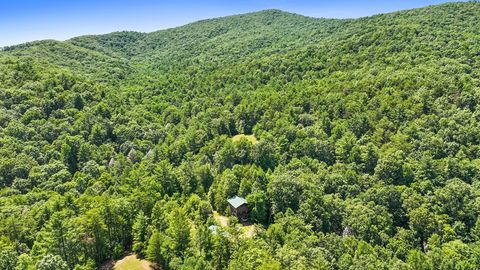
(1, 2, 480, 270)
(2, 9, 346, 79)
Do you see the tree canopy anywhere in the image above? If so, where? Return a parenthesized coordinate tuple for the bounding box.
(1, 2, 480, 269)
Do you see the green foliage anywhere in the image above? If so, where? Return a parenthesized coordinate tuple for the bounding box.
(0, 250, 18, 270)
(166, 208, 191, 257)
(132, 211, 149, 253)
(146, 231, 164, 267)
(36, 254, 68, 270)
(1, 2, 480, 269)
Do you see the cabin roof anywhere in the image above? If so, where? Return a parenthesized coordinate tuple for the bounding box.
(227, 196, 247, 209)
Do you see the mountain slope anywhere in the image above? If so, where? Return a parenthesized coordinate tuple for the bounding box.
(1, 2, 480, 270)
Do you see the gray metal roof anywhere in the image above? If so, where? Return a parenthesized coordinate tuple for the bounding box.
(227, 196, 247, 208)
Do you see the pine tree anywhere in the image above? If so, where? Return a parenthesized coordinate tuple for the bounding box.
(146, 231, 164, 267)
(166, 208, 190, 257)
(132, 211, 148, 253)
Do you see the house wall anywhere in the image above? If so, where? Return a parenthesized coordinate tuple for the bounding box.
(232, 204, 248, 221)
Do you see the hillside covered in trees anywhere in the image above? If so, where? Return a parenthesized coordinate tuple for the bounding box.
(1, 2, 480, 269)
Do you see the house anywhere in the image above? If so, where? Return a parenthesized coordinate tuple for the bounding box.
(227, 196, 248, 222)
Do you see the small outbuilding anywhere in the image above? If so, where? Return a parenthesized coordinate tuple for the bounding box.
(208, 225, 219, 235)
(227, 196, 248, 222)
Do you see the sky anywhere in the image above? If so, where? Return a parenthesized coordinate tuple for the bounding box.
(0, 0, 464, 47)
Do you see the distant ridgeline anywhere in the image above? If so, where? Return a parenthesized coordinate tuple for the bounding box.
(1, 2, 480, 270)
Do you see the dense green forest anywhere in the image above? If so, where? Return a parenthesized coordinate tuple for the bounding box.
(1, 2, 480, 269)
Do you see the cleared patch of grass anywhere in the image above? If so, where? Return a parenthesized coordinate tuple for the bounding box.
(232, 134, 258, 144)
(114, 254, 153, 270)
(240, 225, 256, 238)
(213, 211, 229, 227)
(212, 211, 256, 238)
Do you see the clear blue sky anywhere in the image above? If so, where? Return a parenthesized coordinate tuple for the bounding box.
(0, 0, 463, 47)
